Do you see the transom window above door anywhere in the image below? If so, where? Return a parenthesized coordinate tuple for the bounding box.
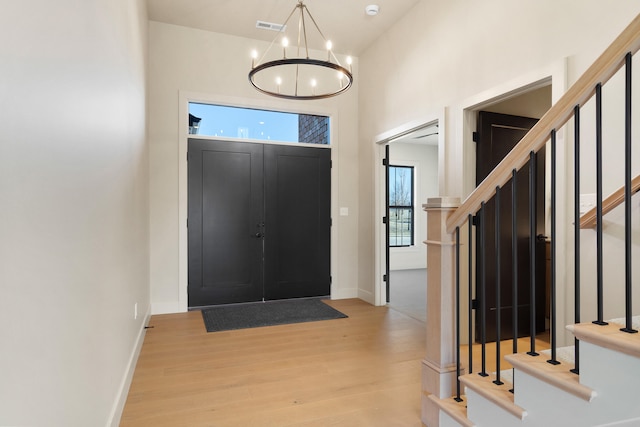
(188, 102, 330, 145)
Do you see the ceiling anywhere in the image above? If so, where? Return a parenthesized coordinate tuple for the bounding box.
(146, 0, 421, 55)
(146, 0, 433, 145)
(391, 124, 439, 146)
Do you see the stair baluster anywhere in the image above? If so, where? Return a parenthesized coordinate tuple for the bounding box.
(455, 226, 463, 401)
(548, 130, 560, 366)
(494, 186, 504, 385)
(622, 52, 638, 334)
(594, 83, 609, 326)
(468, 214, 474, 375)
(479, 202, 489, 377)
(572, 105, 582, 375)
(510, 169, 518, 393)
(528, 151, 539, 356)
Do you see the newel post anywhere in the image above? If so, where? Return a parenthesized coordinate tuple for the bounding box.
(421, 197, 461, 427)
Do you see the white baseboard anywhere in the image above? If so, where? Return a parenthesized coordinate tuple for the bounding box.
(357, 288, 375, 305)
(107, 309, 150, 427)
(332, 287, 358, 300)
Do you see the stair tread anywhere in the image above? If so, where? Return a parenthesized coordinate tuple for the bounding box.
(460, 372, 527, 420)
(505, 352, 596, 401)
(608, 315, 640, 331)
(428, 394, 475, 427)
(567, 321, 640, 358)
(539, 345, 576, 365)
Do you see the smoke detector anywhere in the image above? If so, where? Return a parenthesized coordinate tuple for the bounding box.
(365, 5, 379, 16)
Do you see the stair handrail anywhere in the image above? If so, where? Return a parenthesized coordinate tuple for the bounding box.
(580, 174, 640, 228)
(446, 13, 640, 234)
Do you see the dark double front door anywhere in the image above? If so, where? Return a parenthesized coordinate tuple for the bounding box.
(188, 139, 331, 307)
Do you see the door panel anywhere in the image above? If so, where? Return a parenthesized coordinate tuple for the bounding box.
(188, 139, 264, 307)
(264, 144, 331, 300)
(475, 111, 546, 342)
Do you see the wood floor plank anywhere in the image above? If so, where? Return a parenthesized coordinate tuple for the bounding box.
(121, 299, 426, 427)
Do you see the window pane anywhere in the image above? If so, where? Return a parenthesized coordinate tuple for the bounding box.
(188, 103, 329, 145)
(389, 166, 414, 247)
(389, 166, 412, 206)
(389, 207, 413, 246)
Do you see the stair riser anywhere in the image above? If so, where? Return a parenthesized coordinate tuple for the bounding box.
(440, 410, 470, 427)
(513, 369, 602, 426)
(580, 341, 640, 392)
(465, 388, 524, 427)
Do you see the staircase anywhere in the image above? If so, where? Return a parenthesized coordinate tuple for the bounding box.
(420, 13, 640, 427)
(432, 318, 640, 427)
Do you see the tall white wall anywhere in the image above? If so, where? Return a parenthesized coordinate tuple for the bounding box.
(0, 1, 149, 426)
(389, 142, 438, 270)
(358, 0, 640, 329)
(147, 22, 360, 311)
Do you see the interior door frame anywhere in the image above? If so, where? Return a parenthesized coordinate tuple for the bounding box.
(177, 92, 339, 313)
(458, 59, 570, 345)
(384, 144, 390, 303)
(373, 112, 445, 306)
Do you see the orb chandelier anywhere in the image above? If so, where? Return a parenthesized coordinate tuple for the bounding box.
(248, 1, 353, 100)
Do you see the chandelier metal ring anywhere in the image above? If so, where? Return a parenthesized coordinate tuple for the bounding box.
(248, 58, 353, 100)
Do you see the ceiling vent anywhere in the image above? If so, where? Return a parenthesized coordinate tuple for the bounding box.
(256, 20, 286, 32)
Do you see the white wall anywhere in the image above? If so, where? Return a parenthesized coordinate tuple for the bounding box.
(389, 142, 438, 270)
(147, 22, 360, 311)
(0, 1, 149, 426)
(358, 1, 640, 332)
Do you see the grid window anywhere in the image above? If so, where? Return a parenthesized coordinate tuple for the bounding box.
(389, 165, 414, 247)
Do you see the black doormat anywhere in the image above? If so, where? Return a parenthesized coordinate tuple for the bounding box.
(200, 298, 348, 332)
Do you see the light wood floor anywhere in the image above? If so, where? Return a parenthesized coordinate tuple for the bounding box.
(120, 299, 427, 427)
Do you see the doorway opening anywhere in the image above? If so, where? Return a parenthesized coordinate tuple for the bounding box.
(466, 83, 553, 345)
(378, 121, 440, 321)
